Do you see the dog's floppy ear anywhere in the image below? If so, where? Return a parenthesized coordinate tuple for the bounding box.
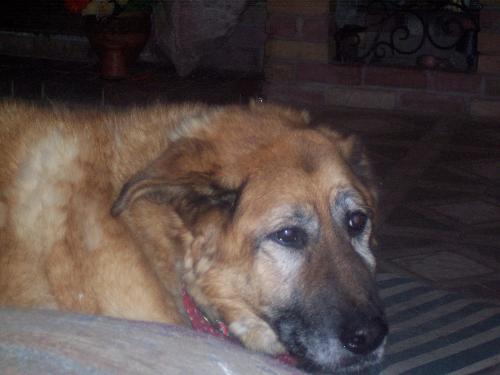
(318, 127, 377, 200)
(339, 134, 373, 183)
(111, 138, 241, 224)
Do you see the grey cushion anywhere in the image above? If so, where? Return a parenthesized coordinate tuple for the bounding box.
(0, 308, 304, 375)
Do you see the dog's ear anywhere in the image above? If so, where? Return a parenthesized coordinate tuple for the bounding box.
(318, 127, 377, 200)
(339, 134, 373, 182)
(111, 138, 241, 225)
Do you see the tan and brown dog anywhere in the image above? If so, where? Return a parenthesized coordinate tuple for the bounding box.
(0, 100, 387, 373)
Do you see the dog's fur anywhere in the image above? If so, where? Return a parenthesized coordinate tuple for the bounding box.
(0, 100, 387, 373)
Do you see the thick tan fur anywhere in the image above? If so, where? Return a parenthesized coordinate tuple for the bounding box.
(0, 100, 383, 372)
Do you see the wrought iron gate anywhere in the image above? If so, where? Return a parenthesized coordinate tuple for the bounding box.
(332, 0, 482, 72)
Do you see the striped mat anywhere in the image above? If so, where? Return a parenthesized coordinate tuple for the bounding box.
(376, 273, 500, 375)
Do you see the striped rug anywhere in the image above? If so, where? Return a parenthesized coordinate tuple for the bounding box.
(377, 273, 500, 375)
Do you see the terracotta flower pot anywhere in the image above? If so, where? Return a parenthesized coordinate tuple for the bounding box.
(84, 12, 151, 80)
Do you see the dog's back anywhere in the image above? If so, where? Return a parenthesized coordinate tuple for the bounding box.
(0, 101, 202, 319)
(0, 101, 85, 309)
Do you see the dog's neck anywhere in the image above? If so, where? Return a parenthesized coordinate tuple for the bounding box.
(181, 288, 230, 338)
(181, 288, 298, 367)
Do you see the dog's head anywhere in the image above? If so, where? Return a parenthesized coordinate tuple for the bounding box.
(112, 103, 388, 373)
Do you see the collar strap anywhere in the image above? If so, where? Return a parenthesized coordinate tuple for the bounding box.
(182, 288, 230, 338)
(181, 288, 297, 367)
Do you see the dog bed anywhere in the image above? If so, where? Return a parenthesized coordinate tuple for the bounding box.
(1, 273, 499, 375)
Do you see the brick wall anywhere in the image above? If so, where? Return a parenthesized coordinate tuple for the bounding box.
(263, 0, 500, 118)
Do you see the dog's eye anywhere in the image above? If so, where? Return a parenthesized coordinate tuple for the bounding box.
(271, 227, 308, 249)
(346, 211, 368, 236)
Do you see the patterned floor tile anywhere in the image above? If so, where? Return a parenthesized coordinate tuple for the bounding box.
(377, 243, 452, 261)
(368, 160, 400, 180)
(391, 251, 495, 281)
(480, 279, 500, 296)
(384, 206, 454, 230)
(376, 235, 438, 253)
(451, 131, 500, 149)
(460, 160, 500, 181)
(463, 220, 500, 236)
(365, 144, 411, 161)
(448, 282, 500, 302)
(461, 233, 500, 247)
(405, 186, 478, 203)
(455, 245, 500, 271)
(364, 131, 424, 142)
(430, 200, 500, 225)
(419, 165, 482, 185)
(485, 186, 500, 201)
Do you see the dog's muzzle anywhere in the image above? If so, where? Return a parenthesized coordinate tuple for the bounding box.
(340, 313, 388, 356)
(273, 304, 388, 373)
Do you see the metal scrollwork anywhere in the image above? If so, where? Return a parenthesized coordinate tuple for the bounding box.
(333, 0, 482, 72)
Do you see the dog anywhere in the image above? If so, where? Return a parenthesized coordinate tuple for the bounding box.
(0, 100, 387, 373)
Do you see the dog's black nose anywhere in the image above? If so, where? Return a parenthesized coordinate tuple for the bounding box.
(340, 316, 388, 355)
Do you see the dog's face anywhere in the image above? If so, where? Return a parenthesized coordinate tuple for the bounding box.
(112, 104, 388, 373)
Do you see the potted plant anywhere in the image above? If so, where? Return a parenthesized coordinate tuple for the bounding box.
(64, 0, 155, 79)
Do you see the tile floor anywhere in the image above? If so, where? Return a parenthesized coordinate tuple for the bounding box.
(1, 55, 499, 302)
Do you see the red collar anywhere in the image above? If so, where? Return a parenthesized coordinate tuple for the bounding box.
(182, 289, 297, 367)
(182, 288, 230, 338)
